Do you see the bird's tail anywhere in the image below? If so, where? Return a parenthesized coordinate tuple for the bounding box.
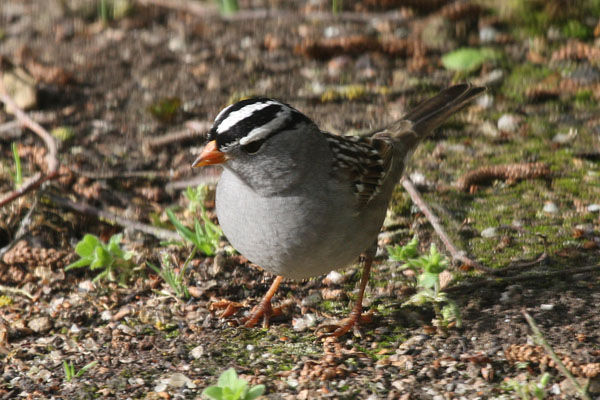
(381, 84, 485, 149)
(406, 83, 485, 135)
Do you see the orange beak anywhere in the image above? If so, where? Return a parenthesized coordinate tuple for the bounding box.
(192, 140, 227, 167)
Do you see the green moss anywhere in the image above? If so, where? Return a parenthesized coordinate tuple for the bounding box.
(504, 63, 552, 102)
(165, 329, 180, 339)
(574, 89, 594, 107)
(561, 19, 592, 40)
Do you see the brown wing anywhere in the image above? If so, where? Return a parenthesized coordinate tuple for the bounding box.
(323, 131, 394, 208)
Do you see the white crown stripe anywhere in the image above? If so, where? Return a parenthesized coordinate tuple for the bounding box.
(214, 103, 234, 123)
(239, 108, 291, 145)
(216, 100, 281, 134)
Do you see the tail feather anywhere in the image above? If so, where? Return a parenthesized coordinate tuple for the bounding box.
(404, 83, 486, 136)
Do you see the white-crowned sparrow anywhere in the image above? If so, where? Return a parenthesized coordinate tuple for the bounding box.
(193, 84, 485, 336)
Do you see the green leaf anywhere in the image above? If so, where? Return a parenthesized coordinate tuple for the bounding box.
(202, 386, 223, 400)
(419, 271, 439, 289)
(217, 368, 238, 388)
(107, 233, 124, 256)
(75, 360, 98, 377)
(246, 385, 265, 400)
(387, 236, 419, 262)
(75, 234, 101, 257)
(403, 291, 430, 306)
(65, 257, 92, 270)
(167, 209, 197, 244)
(91, 246, 112, 270)
(441, 47, 499, 72)
(92, 269, 109, 282)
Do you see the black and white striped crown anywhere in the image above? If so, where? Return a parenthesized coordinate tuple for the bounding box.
(208, 98, 313, 152)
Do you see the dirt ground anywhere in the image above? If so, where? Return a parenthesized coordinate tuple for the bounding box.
(1, 0, 600, 399)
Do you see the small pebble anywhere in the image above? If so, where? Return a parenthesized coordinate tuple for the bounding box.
(292, 313, 317, 332)
(324, 26, 340, 38)
(323, 270, 343, 285)
(479, 26, 498, 43)
(481, 227, 498, 238)
(552, 128, 577, 144)
(476, 68, 504, 87)
(190, 345, 204, 359)
(497, 113, 522, 133)
(587, 204, 600, 213)
(543, 202, 559, 214)
(476, 94, 494, 109)
(540, 304, 554, 311)
(28, 316, 52, 333)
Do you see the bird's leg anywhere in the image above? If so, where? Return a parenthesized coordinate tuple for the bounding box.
(243, 275, 284, 328)
(320, 243, 376, 338)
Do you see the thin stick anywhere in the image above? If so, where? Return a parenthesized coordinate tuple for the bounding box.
(0, 79, 58, 174)
(0, 73, 60, 207)
(144, 121, 210, 150)
(522, 310, 592, 400)
(401, 178, 494, 273)
(0, 284, 34, 300)
(70, 168, 170, 180)
(135, 0, 410, 22)
(48, 195, 180, 241)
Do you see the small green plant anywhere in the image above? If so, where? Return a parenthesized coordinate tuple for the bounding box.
(501, 372, 551, 400)
(202, 368, 265, 400)
(388, 237, 461, 329)
(215, 0, 239, 15)
(332, 0, 343, 14)
(63, 360, 98, 382)
(167, 208, 222, 256)
(184, 185, 209, 213)
(99, 0, 112, 22)
(147, 252, 190, 299)
(98, 0, 131, 22)
(11, 142, 22, 188)
(65, 233, 135, 286)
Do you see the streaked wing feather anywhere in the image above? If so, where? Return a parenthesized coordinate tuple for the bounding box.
(323, 132, 393, 208)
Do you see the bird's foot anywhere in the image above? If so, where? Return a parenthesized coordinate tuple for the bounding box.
(242, 298, 285, 328)
(317, 309, 374, 338)
(209, 299, 244, 319)
(241, 275, 285, 328)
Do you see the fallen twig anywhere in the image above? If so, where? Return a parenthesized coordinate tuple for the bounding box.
(165, 169, 222, 192)
(456, 162, 551, 193)
(143, 120, 210, 150)
(0, 284, 34, 300)
(402, 178, 494, 273)
(296, 36, 419, 60)
(0, 73, 60, 207)
(135, 0, 412, 22)
(48, 195, 180, 242)
(522, 310, 592, 400)
(70, 168, 170, 180)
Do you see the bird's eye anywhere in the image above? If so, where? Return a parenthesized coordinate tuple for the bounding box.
(241, 139, 265, 154)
